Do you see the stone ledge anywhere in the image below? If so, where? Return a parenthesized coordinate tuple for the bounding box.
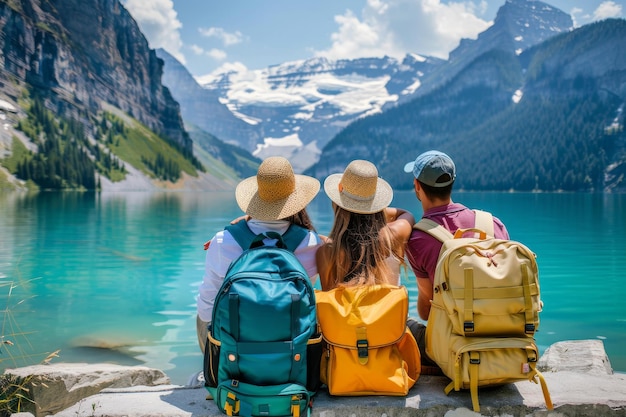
(5, 339, 626, 417)
(5, 363, 170, 417)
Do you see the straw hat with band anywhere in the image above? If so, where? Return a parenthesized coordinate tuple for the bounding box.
(235, 156, 320, 221)
(324, 160, 393, 214)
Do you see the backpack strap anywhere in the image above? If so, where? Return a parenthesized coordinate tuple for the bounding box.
(225, 221, 309, 252)
(414, 210, 495, 242)
(280, 224, 309, 252)
(413, 218, 454, 243)
(225, 221, 258, 250)
(473, 210, 494, 238)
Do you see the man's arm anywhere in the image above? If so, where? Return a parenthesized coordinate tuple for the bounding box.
(416, 276, 433, 321)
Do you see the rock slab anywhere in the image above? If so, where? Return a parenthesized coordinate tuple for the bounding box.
(5, 339, 626, 417)
(5, 363, 170, 417)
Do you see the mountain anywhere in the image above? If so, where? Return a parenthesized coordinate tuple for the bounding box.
(416, 0, 573, 97)
(2, 0, 622, 193)
(306, 18, 626, 193)
(156, 49, 260, 180)
(163, 53, 445, 173)
(0, 0, 253, 191)
(157, 48, 263, 157)
(475, 0, 573, 53)
(186, 122, 260, 183)
(160, 0, 572, 174)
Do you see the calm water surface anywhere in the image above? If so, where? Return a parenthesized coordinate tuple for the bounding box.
(0, 191, 624, 384)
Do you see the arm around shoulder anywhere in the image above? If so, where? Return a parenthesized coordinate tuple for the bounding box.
(384, 207, 415, 226)
(385, 207, 415, 245)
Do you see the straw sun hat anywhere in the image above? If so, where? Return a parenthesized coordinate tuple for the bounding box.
(235, 156, 320, 221)
(324, 160, 393, 214)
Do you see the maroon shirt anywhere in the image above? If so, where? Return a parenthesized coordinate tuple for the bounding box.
(406, 203, 510, 283)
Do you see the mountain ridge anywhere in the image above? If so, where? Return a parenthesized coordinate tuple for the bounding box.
(161, 0, 575, 175)
(306, 18, 626, 192)
(1, 0, 624, 192)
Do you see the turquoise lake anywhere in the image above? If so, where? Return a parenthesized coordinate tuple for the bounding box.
(0, 190, 625, 385)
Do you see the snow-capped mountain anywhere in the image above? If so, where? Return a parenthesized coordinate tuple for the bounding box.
(417, 0, 573, 97)
(192, 55, 444, 173)
(160, 0, 573, 173)
(307, 17, 626, 192)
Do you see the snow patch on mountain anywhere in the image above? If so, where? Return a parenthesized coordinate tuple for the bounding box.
(195, 58, 417, 170)
(204, 67, 399, 117)
(253, 134, 322, 173)
(254, 133, 303, 154)
(171, 0, 572, 173)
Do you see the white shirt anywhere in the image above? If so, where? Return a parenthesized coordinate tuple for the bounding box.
(196, 219, 322, 322)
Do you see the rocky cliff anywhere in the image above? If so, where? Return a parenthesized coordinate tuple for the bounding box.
(0, 0, 191, 153)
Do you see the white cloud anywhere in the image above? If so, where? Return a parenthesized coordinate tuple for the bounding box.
(190, 44, 204, 55)
(190, 44, 227, 63)
(592, 1, 623, 20)
(122, 0, 186, 64)
(314, 0, 491, 61)
(570, 7, 584, 27)
(208, 49, 228, 61)
(199, 27, 245, 46)
(321, 10, 392, 60)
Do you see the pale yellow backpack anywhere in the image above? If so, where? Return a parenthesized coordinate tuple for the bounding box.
(315, 284, 420, 396)
(414, 210, 553, 412)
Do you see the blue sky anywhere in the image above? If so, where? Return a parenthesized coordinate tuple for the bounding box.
(122, 0, 624, 78)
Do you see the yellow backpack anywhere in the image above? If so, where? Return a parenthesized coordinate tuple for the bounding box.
(315, 284, 420, 396)
(414, 210, 553, 412)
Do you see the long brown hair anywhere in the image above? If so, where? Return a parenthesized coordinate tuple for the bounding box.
(324, 205, 394, 287)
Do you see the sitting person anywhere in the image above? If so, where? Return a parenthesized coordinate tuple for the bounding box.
(403, 150, 510, 371)
(316, 159, 415, 290)
(196, 156, 324, 353)
(314, 159, 420, 395)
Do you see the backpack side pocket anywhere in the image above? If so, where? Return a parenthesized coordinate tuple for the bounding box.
(306, 332, 323, 392)
(204, 330, 221, 388)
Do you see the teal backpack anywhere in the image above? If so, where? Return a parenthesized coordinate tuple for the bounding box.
(204, 221, 322, 417)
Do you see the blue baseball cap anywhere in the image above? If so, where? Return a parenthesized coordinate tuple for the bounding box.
(403, 150, 456, 187)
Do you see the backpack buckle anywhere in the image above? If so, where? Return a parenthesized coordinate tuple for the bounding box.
(357, 339, 369, 358)
(525, 323, 535, 334)
(224, 391, 240, 415)
(464, 321, 474, 332)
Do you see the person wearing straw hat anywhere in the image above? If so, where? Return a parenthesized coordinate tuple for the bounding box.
(196, 156, 324, 353)
(316, 159, 415, 290)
